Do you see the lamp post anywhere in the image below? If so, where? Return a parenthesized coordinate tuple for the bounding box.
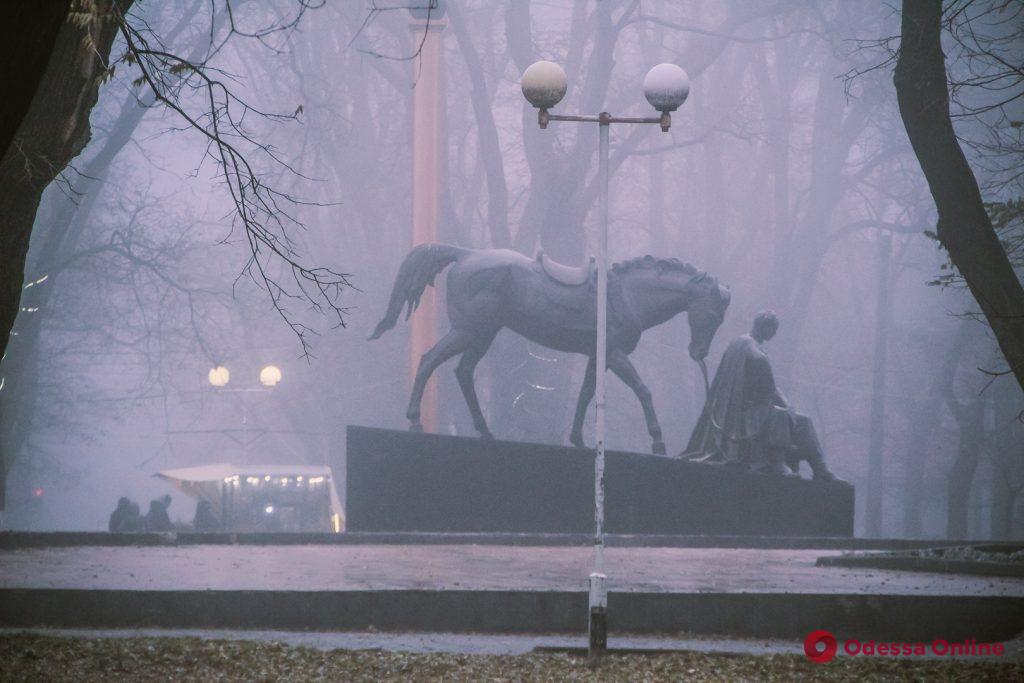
(205, 364, 284, 530)
(521, 60, 690, 660)
(206, 364, 285, 454)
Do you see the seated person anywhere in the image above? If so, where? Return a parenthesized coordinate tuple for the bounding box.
(683, 310, 841, 482)
(144, 495, 174, 532)
(192, 500, 220, 532)
(108, 497, 140, 532)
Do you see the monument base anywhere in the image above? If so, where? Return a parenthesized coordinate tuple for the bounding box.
(345, 426, 854, 537)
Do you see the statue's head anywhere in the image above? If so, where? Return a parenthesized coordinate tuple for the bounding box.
(751, 310, 779, 343)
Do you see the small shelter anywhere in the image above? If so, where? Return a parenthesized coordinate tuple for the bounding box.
(156, 464, 344, 533)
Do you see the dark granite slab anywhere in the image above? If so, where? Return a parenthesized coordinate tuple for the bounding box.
(345, 426, 854, 537)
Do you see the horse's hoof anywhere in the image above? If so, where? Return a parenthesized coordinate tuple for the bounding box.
(408, 421, 424, 433)
(479, 430, 495, 441)
(570, 437, 586, 449)
(651, 441, 666, 456)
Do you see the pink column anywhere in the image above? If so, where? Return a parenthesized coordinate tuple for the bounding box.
(409, 13, 446, 432)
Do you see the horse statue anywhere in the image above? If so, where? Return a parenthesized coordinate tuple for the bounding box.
(370, 244, 731, 455)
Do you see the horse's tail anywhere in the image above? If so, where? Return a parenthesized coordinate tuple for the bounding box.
(369, 243, 469, 340)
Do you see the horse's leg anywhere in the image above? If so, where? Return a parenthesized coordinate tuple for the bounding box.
(569, 356, 596, 449)
(454, 329, 499, 439)
(608, 349, 665, 455)
(406, 328, 475, 431)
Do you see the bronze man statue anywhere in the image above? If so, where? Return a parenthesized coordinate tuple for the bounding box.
(683, 311, 841, 482)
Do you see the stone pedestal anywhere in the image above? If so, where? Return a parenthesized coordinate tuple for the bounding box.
(345, 426, 854, 537)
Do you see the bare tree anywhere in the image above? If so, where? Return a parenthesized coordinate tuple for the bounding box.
(895, 0, 1024, 391)
(113, 1, 351, 356)
(1, 0, 131, 379)
(1, 1, 352, 511)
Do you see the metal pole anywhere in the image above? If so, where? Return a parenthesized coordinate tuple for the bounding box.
(526, 60, 684, 661)
(589, 112, 611, 661)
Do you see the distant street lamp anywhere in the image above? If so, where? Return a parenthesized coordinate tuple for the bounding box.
(522, 60, 690, 660)
(259, 365, 283, 388)
(208, 366, 230, 387)
(203, 363, 283, 462)
(208, 364, 284, 389)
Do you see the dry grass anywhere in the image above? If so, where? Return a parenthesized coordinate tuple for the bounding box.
(1, 634, 1021, 682)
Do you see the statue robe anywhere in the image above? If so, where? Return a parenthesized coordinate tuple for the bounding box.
(684, 334, 783, 462)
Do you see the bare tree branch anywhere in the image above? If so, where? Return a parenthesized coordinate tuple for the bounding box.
(110, 1, 353, 357)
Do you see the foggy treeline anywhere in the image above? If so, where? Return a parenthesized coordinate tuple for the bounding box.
(2, 0, 1022, 539)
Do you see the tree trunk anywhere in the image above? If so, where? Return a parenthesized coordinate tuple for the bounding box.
(1, 91, 153, 491)
(990, 455, 1013, 540)
(0, 0, 132, 511)
(946, 397, 983, 539)
(865, 233, 893, 537)
(987, 378, 1024, 539)
(0, 3, 71, 161)
(770, 67, 874, 376)
(904, 321, 969, 536)
(895, 0, 1024, 391)
(448, 0, 509, 248)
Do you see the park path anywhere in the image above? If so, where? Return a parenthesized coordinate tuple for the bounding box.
(1, 545, 1022, 595)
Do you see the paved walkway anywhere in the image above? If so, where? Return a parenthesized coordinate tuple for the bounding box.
(2, 628, 1022, 660)
(1, 545, 1022, 595)
(0, 628, 803, 656)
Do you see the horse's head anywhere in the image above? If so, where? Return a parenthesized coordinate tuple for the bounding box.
(686, 275, 731, 361)
(611, 256, 730, 361)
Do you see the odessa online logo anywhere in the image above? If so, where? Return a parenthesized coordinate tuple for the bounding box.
(804, 630, 838, 663)
(803, 630, 1005, 662)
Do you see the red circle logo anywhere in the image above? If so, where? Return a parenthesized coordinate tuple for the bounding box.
(804, 630, 838, 663)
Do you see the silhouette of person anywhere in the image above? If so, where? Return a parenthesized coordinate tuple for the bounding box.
(144, 495, 173, 532)
(192, 500, 219, 531)
(108, 497, 137, 532)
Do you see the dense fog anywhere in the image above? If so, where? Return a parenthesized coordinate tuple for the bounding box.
(3, 0, 1022, 539)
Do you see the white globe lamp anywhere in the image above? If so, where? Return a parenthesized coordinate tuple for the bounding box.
(643, 64, 692, 133)
(522, 60, 567, 128)
(259, 365, 283, 388)
(643, 63, 690, 112)
(208, 366, 230, 387)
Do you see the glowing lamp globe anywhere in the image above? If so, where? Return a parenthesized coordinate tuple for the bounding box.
(259, 364, 283, 388)
(643, 63, 690, 112)
(521, 60, 567, 109)
(208, 366, 230, 387)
